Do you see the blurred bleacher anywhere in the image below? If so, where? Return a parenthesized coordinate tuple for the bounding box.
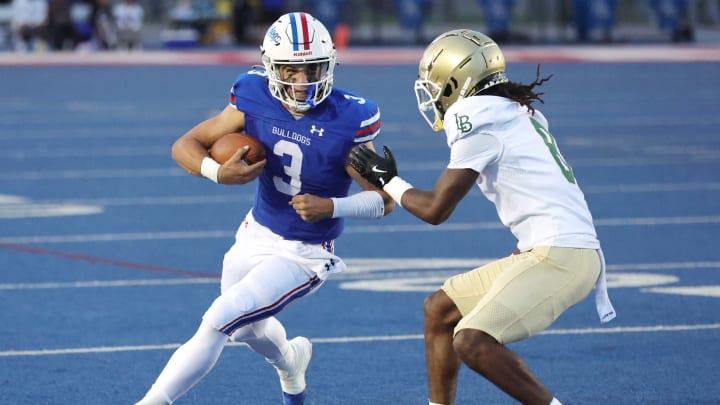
(140, 0, 720, 48)
(1, 0, 719, 53)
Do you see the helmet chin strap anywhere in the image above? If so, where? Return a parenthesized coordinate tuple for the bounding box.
(305, 83, 318, 109)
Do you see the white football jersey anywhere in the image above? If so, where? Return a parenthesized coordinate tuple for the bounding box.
(444, 95, 599, 252)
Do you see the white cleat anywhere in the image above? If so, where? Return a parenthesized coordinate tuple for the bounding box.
(134, 389, 171, 405)
(275, 336, 312, 396)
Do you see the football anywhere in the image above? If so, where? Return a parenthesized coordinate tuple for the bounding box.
(210, 132, 266, 165)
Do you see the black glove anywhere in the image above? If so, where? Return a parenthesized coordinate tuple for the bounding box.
(348, 144, 398, 188)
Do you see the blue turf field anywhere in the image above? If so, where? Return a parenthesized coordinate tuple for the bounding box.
(1, 55, 719, 404)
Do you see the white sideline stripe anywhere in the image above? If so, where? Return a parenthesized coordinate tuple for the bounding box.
(0, 127, 185, 141)
(0, 278, 219, 290)
(607, 261, 720, 270)
(643, 286, 720, 297)
(0, 168, 185, 180)
(47, 195, 256, 206)
(2, 153, 720, 181)
(0, 146, 169, 158)
(8, 182, 720, 208)
(1, 215, 719, 244)
(0, 46, 719, 66)
(1, 323, 718, 357)
(583, 182, 720, 193)
(1, 261, 717, 290)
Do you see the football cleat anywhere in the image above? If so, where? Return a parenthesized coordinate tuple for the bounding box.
(282, 390, 307, 405)
(274, 336, 312, 401)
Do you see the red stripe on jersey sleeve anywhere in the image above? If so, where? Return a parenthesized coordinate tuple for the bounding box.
(355, 120, 382, 137)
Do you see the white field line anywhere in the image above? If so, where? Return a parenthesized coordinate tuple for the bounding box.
(7, 181, 720, 208)
(0, 278, 219, 290)
(0, 260, 717, 291)
(1, 323, 718, 357)
(1, 155, 719, 181)
(0, 46, 719, 66)
(1, 215, 719, 245)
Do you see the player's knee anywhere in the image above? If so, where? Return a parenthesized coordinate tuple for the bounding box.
(229, 324, 257, 343)
(203, 286, 257, 332)
(423, 290, 459, 328)
(453, 329, 497, 366)
(423, 290, 443, 318)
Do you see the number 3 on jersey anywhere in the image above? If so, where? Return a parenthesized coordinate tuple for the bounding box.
(530, 117, 576, 184)
(272, 140, 302, 195)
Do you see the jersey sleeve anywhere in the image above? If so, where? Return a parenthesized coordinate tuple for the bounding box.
(228, 68, 267, 111)
(352, 101, 381, 144)
(228, 73, 244, 108)
(445, 97, 501, 172)
(447, 132, 501, 172)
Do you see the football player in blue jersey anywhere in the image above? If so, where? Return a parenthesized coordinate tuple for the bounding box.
(135, 12, 393, 405)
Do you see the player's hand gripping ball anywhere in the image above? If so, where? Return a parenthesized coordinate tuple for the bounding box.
(210, 133, 266, 165)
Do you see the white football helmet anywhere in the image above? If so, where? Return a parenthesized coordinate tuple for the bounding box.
(414, 30, 508, 131)
(261, 12, 337, 112)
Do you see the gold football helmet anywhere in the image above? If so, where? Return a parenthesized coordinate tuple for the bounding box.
(414, 30, 508, 131)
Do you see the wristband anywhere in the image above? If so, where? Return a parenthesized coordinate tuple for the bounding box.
(200, 156, 221, 183)
(383, 176, 413, 208)
(331, 191, 384, 219)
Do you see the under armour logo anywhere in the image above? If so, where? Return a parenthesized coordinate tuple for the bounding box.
(310, 125, 324, 136)
(323, 258, 336, 272)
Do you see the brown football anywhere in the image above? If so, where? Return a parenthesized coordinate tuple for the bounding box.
(210, 132, 266, 165)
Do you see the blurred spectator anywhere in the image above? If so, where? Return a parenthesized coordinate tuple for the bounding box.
(70, 0, 92, 49)
(0, 0, 13, 49)
(571, 0, 617, 42)
(649, 0, 694, 42)
(479, 0, 515, 42)
(231, 0, 252, 44)
(169, 0, 195, 24)
(10, 0, 48, 52)
(46, 0, 75, 50)
(252, 0, 285, 43)
(478, 0, 530, 43)
(395, 0, 428, 44)
(113, 0, 143, 50)
(311, 0, 345, 36)
(91, 0, 116, 49)
(703, 0, 720, 25)
(168, 0, 216, 45)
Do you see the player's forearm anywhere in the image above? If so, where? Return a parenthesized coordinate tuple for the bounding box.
(172, 136, 212, 177)
(401, 188, 453, 225)
(383, 177, 457, 225)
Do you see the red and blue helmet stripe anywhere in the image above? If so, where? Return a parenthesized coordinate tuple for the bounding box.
(289, 12, 311, 51)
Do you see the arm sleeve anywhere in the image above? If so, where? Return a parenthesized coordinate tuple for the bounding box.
(331, 191, 385, 219)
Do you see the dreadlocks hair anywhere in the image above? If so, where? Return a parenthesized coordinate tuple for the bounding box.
(479, 65, 553, 115)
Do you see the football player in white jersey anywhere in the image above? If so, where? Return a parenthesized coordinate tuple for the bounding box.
(135, 12, 393, 405)
(349, 30, 615, 405)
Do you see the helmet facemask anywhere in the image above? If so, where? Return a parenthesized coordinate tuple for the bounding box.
(414, 78, 444, 131)
(261, 12, 336, 112)
(264, 58, 335, 112)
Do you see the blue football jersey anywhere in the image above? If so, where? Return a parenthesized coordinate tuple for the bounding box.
(229, 68, 381, 243)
